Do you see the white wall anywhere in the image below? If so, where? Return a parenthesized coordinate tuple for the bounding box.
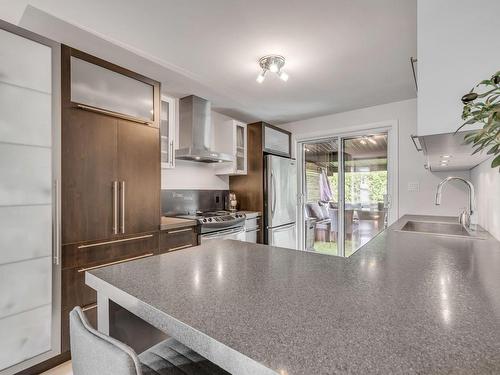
(161, 161, 228, 190)
(281, 99, 471, 217)
(417, 0, 500, 136)
(471, 160, 500, 240)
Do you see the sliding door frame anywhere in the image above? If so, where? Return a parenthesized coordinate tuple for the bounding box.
(0, 20, 61, 375)
(295, 120, 399, 254)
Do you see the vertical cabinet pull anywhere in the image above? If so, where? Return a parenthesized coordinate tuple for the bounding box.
(170, 140, 174, 167)
(120, 181, 126, 234)
(112, 181, 118, 234)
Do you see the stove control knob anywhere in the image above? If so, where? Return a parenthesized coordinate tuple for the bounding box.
(202, 218, 207, 222)
(208, 218, 212, 222)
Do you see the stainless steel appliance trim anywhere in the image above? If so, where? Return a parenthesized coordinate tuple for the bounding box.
(200, 226, 245, 240)
(77, 252, 154, 272)
(167, 228, 192, 234)
(112, 181, 118, 234)
(120, 180, 126, 234)
(169, 244, 193, 251)
(245, 227, 260, 232)
(76, 234, 154, 249)
(82, 303, 97, 312)
(53, 179, 61, 265)
(76, 103, 153, 125)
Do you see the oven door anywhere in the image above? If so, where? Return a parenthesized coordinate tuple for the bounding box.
(200, 226, 246, 243)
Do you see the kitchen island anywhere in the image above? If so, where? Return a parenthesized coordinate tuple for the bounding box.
(86, 215, 500, 374)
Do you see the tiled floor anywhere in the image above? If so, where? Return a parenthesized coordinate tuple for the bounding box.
(41, 361, 72, 375)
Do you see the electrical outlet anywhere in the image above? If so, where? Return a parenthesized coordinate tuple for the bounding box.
(408, 182, 420, 192)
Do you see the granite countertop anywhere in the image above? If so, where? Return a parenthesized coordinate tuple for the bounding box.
(88, 215, 500, 374)
(160, 216, 197, 231)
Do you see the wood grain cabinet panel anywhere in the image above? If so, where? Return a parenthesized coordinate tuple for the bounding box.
(117, 120, 160, 236)
(62, 108, 118, 244)
(62, 232, 159, 269)
(160, 228, 197, 253)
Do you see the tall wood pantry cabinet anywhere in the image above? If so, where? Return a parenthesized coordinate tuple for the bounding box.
(60, 46, 161, 352)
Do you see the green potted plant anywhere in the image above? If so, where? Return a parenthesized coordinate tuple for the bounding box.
(458, 70, 500, 170)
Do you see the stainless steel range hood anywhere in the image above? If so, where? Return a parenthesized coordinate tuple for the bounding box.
(175, 95, 233, 163)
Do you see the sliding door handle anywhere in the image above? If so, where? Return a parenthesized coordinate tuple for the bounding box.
(120, 181, 126, 234)
(53, 179, 61, 265)
(112, 181, 118, 234)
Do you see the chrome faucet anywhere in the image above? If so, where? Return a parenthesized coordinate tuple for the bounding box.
(435, 177, 476, 230)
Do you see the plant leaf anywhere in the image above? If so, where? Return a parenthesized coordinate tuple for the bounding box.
(491, 154, 500, 168)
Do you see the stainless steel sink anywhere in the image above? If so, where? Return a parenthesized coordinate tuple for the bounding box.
(400, 220, 474, 238)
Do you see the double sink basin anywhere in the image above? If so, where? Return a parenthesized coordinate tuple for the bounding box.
(399, 220, 484, 239)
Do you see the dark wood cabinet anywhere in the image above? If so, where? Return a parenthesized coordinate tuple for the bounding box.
(61, 232, 159, 351)
(62, 108, 118, 244)
(117, 119, 160, 235)
(60, 45, 161, 354)
(159, 227, 197, 253)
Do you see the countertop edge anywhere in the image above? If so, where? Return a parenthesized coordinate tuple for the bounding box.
(85, 271, 278, 375)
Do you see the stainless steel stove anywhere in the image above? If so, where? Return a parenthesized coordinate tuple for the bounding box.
(178, 210, 246, 241)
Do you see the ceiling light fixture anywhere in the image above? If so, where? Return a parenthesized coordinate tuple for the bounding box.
(257, 55, 289, 83)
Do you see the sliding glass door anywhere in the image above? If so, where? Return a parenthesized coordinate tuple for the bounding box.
(342, 134, 388, 256)
(0, 23, 61, 374)
(302, 139, 339, 255)
(299, 132, 389, 256)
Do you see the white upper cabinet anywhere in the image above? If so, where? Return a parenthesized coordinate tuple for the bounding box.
(213, 112, 247, 175)
(160, 96, 177, 169)
(417, 0, 500, 137)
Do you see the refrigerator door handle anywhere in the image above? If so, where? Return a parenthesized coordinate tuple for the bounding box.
(271, 171, 277, 215)
(273, 222, 296, 232)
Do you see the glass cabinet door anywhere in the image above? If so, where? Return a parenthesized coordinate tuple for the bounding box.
(71, 56, 154, 123)
(235, 123, 246, 173)
(0, 26, 60, 373)
(160, 97, 176, 169)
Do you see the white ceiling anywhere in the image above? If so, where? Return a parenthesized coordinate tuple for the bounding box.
(1, 0, 417, 124)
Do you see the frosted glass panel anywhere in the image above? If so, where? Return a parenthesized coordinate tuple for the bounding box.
(0, 27, 54, 372)
(264, 126, 289, 155)
(0, 82, 51, 147)
(71, 56, 154, 121)
(0, 29, 51, 93)
(0, 257, 51, 318)
(0, 306, 51, 370)
(0, 205, 51, 265)
(0, 143, 51, 206)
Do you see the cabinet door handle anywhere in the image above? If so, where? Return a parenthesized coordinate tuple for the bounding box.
(77, 234, 154, 249)
(120, 181, 126, 234)
(112, 181, 118, 234)
(77, 252, 154, 273)
(170, 140, 174, 167)
(168, 244, 192, 251)
(82, 303, 97, 312)
(167, 228, 192, 234)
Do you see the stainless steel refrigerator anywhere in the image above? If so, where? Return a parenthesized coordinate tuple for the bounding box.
(264, 154, 297, 249)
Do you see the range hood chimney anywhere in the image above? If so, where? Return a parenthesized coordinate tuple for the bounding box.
(175, 95, 233, 163)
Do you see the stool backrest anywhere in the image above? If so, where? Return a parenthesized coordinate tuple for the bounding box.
(69, 307, 142, 375)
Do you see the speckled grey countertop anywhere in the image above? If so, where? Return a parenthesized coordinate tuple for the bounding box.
(87, 215, 500, 374)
